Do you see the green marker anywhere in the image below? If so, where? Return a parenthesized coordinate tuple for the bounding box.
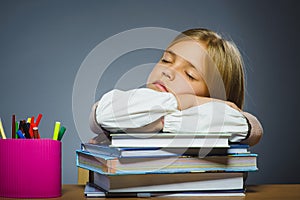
(57, 126, 66, 141)
(15, 122, 19, 139)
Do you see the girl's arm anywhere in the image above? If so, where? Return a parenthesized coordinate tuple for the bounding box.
(89, 102, 111, 145)
(240, 112, 263, 146)
(90, 89, 262, 146)
(171, 94, 263, 146)
(163, 101, 249, 143)
(174, 94, 241, 111)
(90, 88, 177, 133)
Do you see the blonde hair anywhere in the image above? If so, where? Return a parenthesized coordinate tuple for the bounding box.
(173, 28, 245, 109)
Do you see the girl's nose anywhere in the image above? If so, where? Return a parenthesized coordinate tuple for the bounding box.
(162, 67, 175, 81)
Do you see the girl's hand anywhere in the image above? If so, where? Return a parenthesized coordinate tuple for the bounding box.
(224, 101, 242, 112)
(126, 117, 164, 133)
(175, 94, 241, 112)
(175, 94, 211, 110)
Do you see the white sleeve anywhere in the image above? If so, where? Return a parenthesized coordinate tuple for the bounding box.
(163, 102, 249, 142)
(96, 88, 178, 132)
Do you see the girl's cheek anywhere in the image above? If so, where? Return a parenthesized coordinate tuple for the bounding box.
(147, 71, 156, 83)
(148, 67, 159, 79)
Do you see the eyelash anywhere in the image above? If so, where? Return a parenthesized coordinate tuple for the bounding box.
(186, 72, 195, 80)
(161, 58, 171, 63)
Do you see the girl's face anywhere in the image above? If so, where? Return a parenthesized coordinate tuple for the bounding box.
(147, 40, 210, 97)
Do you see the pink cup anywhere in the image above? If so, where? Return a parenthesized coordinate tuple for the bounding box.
(0, 139, 61, 198)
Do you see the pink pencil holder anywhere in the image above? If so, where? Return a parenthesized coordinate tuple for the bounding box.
(0, 139, 61, 198)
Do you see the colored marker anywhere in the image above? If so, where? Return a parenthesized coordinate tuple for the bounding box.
(57, 126, 66, 141)
(33, 127, 39, 139)
(52, 121, 61, 140)
(12, 114, 16, 139)
(27, 117, 31, 123)
(15, 121, 19, 138)
(15, 121, 19, 139)
(35, 114, 43, 126)
(0, 118, 7, 139)
(20, 120, 30, 139)
(29, 116, 34, 138)
(16, 130, 25, 139)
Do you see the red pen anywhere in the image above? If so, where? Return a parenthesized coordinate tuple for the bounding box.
(33, 114, 42, 138)
(35, 114, 43, 127)
(29, 116, 34, 138)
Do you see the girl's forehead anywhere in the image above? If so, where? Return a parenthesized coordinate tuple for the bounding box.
(167, 39, 210, 73)
(167, 40, 208, 69)
(167, 40, 208, 71)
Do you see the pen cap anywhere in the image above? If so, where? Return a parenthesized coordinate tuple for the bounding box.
(0, 139, 61, 198)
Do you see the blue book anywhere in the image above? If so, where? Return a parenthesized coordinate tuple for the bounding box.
(81, 143, 250, 158)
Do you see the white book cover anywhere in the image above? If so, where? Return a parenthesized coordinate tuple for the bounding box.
(84, 183, 246, 197)
(93, 172, 245, 192)
(110, 133, 231, 148)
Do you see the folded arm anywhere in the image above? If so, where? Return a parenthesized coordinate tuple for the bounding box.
(90, 88, 263, 146)
(170, 93, 263, 146)
(93, 88, 177, 133)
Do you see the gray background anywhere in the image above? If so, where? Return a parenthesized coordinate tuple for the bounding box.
(0, 0, 299, 184)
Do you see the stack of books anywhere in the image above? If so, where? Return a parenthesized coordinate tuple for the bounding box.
(76, 132, 258, 197)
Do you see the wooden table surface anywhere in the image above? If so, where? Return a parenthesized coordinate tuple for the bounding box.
(0, 184, 299, 200)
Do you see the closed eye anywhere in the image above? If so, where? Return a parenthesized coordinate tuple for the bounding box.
(161, 58, 171, 63)
(186, 72, 196, 80)
(160, 51, 174, 64)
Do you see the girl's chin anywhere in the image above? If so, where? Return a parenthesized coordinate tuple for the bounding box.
(148, 87, 162, 92)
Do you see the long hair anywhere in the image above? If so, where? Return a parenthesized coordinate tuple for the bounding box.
(172, 28, 245, 109)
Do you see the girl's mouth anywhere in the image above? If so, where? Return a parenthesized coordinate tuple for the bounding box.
(153, 81, 168, 92)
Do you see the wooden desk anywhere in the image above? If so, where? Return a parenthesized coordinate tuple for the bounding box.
(0, 184, 299, 199)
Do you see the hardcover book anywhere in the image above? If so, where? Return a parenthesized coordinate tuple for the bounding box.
(81, 143, 249, 158)
(76, 150, 258, 174)
(91, 171, 246, 192)
(110, 132, 232, 148)
(84, 182, 246, 197)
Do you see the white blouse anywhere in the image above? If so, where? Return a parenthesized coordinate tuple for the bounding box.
(95, 88, 249, 142)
